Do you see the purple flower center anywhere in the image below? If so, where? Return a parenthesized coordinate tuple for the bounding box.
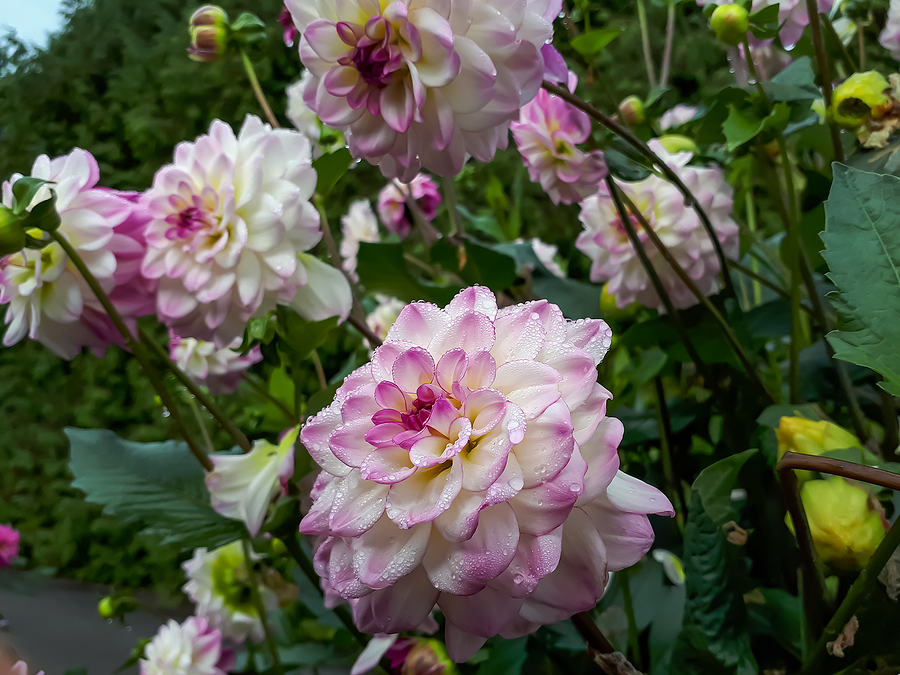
(165, 206, 215, 241)
(337, 18, 403, 88)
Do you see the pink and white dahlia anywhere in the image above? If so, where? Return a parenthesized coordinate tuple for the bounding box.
(881, 0, 900, 61)
(576, 140, 739, 311)
(299, 286, 673, 661)
(341, 200, 380, 280)
(377, 174, 441, 238)
(169, 333, 262, 395)
(0, 150, 152, 359)
(284, 0, 562, 180)
(141, 115, 323, 347)
(511, 73, 607, 206)
(0, 524, 19, 567)
(140, 616, 234, 675)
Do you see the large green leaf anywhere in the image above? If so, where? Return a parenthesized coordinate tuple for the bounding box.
(312, 148, 353, 198)
(356, 242, 461, 305)
(692, 449, 758, 528)
(67, 428, 245, 550)
(571, 29, 622, 59)
(431, 238, 518, 292)
(762, 57, 820, 102)
(822, 165, 900, 396)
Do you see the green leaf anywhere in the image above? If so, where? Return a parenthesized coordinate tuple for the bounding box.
(848, 135, 900, 177)
(692, 449, 758, 528)
(357, 241, 460, 304)
(749, 3, 781, 41)
(67, 428, 246, 550)
(571, 29, 622, 59)
(276, 308, 338, 364)
(823, 165, 900, 396)
(11, 177, 50, 215)
(756, 403, 822, 428)
(723, 102, 790, 151)
(477, 637, 528, 675)
(21, 190, 61, 232)
(431, 239, 518, 292)
(762, 57, 820, 102)
(312, 148, 353, 198)
(746, 588, 802, 657)
(456, 204, 506, 242)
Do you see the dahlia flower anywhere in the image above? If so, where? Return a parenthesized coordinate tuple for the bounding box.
(366, 295, 406, 344)
(511, 73, 607, 206)
(141, 115, 326, 347)
(206, 427, 299, 536)
(279, 6, 298, 47)
(577, 140, 739, 311)
(882, 0, 900, 61)
(341, 200, 380, 280)
(377, 174, 441, 238)
(1, 149, 151, 359)
(658, 104, 698, 131)
(514, 238, 566, 278)
(0, 524, 19, 567)
(299, 286, 673, 661)
(169, 334, 262, 395)
(140, 616, 234, 675)
(283, 0, 561, 181)
(287, 70, 322, 144)
(183, 541, 278, 642)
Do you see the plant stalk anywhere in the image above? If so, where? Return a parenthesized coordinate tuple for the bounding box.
(620, 568, 643, 671)
(727, 260, 813, 314)
(245, 376, 296, 424)
(241, 50, 280, 129)
(636, 0, 658, 88)
(655, 376, 685, 533)
(660, 0, 676, 88)
(242, 540, 283, 675)
(804, 1, 845, 163)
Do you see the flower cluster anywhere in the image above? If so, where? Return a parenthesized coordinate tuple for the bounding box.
(140, 617, 235, 675)
(377, 174, 441, 238)
(299, 287, 672, 661)
(169, 334, 262, 395)
(511, 73, 607, 206)
(576, 140, 739, 310)
(283, 0, 562, 180)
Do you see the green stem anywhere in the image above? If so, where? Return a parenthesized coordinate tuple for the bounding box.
(655, 377, 685, 534)
(659, 0, 676, 88)
(804, 0, 845, 163)
(49, 230, 213, 471)
(310, 350, 327, 390)
(240, 49, 280, 129)
(543, 81, 738, 301)
(442, 176, 464, 239)
(727, 260, 813, 315)
(245, 376, 296, 424)
(636, 0, 658, 88)
(139, 327, 252, 453)
(242, 540, 283, 675)
(745, 186, 763, 306)
(821, 13, 858, 73)
(620, 568, 643, 671)
(185, 394, 216, 457)
(742, 36, 771, 107)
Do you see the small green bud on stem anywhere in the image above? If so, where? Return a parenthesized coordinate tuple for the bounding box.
(711, 4, 750, 47)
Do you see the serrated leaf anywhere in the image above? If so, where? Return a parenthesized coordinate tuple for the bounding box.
(823, 165, 900, 396)
(571, 28, 622, 59)
(357, 241, 461, 304)
(67, 428, 246, 550)
(312, 148, 353, 198)
(692, 449, 757, 528)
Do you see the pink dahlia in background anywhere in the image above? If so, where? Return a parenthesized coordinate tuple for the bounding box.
(283, 0, 561, 181)
(0, 150, 153, 359)
(577, 140, 739, 311)
(881, 0, 900, 61)
(341, 200, 380, 280)
(141, 115, 338, 347)
(377, 174, 441, 238)
(658, 104, 698, 131)
(140, 617, 235, 675)
(286, 70, 322, 146)
(0, 524, 19, 567)
(169, 333, 262, 395)
(511, 73, 607, 206)
(279, 6, 298, 47)
(299, 286, 673, 662)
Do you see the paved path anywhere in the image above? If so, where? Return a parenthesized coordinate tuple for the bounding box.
(0, 573, 183, 675)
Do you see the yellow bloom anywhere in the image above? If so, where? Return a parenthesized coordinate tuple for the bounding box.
(830, 71, 892, 128)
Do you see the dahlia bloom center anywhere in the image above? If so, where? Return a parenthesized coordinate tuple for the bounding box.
(339, 17, 405, 89)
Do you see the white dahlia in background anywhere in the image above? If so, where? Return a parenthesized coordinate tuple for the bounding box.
(881, 0, 900, 61)
(299, 286, 673, 662)
(576, 140, 739, 311)
(0, 149, 152, 359)
(511, 72, 607, 205)
(141, 115, 337, 347)
(365, 294, 406, 344)
(284, 0, 562, 181)
(513, 238, 566, 278)
(206, 428, 299, 536)
(286, 70, 322, 145)
(658, 104, 698, 131)
(140, 616, 234, 675)
(183, 541, 278, 643)
(341, 200, 380, 280)
(169, 333, 262, 395)
(377, 174, 442, 238)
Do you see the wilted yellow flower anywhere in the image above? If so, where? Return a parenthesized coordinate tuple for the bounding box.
(792, 477, 887, 569)
(830, 71, 892, 128)
(777, 416, 860, 460)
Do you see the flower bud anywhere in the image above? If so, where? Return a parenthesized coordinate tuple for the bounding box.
(830, 71, 892, 127)
(777, 416, 861, 481)
(98, 595, 139, 620)
(657, 134, 699, 155)
(792, 477, 887, 569)
(711, 4, 750, 47)
(400, 639, 457, 675)
(619, 96, 646, 126)
(0, 206, 26, 257)
(188, 5, 230, 63)
(98, 597, 117, 620)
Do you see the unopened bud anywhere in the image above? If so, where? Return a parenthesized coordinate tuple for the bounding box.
(98, 595, 138, 620)
(711, 4, 750, 47)
(831, 71, 892, 127)
(188, 5, 230, 63)
(0, 207, 25, 257)
(618, 96, 646, 126)
(776, 416, 861, 482)
(98, 597, 117, 620)
(657, 134, 699, 155)
(401, 639, 456, 675)
(791, 477, 888, 569)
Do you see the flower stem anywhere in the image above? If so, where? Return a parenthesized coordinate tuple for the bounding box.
(544, 81, 737, 300)
(242, 540, 283, 675)
(310, 350, 327, 390)
(442, 175, 464, 240)
(49, 230, 213, 471)
(185, 393, 216, 457)
(139, 327, 252, 453)
(821, 13, 858, 73)
(571, 612, 615, 654)
(620, 568, 643, 671)
(727, 260, 813, 314)
(245, 376, 296, 424)
(636, 0, 658, 88)
(659, 0, 676, 88)
(655, 376, 685, 534)
(804, 0, 845, 163)
(240, 49, 280, 129)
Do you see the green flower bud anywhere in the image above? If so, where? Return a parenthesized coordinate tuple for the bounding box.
(711, 4, 750, 47)
(618, 96, 646, 126)
(402, 639, 457, 675)
(776, 416, 861, 482)
(188, 5, 230, 63)
(657, 134, 699, 155)
(98, 596, 117, 620)
(0, 207, 26, 257)
(830, 71, 892, 127)
(790, 477, 887, 569)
